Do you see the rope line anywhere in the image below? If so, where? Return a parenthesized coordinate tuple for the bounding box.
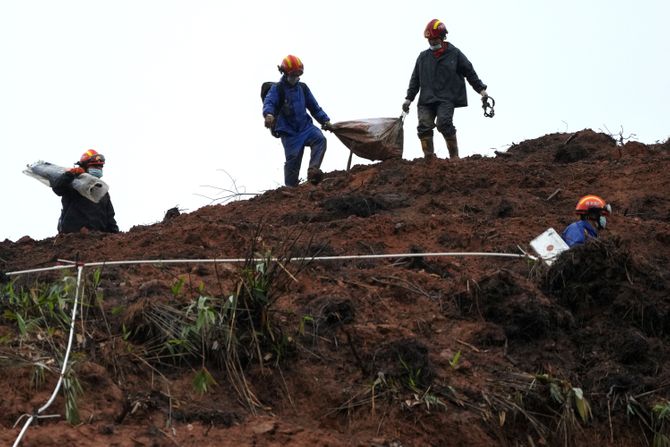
(6, 250, 536, 276)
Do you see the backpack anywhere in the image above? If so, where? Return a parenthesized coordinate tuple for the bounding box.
(260, 81, 308, 138)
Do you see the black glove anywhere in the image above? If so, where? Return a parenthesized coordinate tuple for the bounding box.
(0, 271, 8, 284)
(402, 99, 411, 113)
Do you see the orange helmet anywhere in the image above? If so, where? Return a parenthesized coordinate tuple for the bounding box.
(575, 195, 611, 216)
(424, 19, 448, 40)
(78, 149, 105, 167)
(278, 55, 304, 76)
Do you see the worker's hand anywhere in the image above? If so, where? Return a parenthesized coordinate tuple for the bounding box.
(264, 114, 275, 129)
(68, 167, 85, 176)
(0, 271, 8, 284)
(321, 121, 335, 132)
(402, 99, 411, 113)
(479, 90, 489, 98)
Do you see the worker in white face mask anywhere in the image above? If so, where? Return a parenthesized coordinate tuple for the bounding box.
(402, 19, 490, 160)
(262, 54, 334, 187)
(562, 195, 612, 247)
(52, 149, 118, 234)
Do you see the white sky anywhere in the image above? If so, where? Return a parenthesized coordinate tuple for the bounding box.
(1, 0, 668, 242)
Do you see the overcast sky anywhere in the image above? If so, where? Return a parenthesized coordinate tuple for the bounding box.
(1, 0, 668, 242)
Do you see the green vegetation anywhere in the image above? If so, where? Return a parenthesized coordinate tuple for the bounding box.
(449, 350, 461, 369)
(0, 275, 83, 424)
(627, 396, 670, 447)
(652, 401, 670, 447)
(192, 367, 217, 395)
(63, 365, 83, 424)
(535, 373, 592, 424)
(2, 275, 74, 340)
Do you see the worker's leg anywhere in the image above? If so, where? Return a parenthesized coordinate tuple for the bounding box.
(444, 134, 459, 159)
(281, 134, 306, 187)
(436, 101, 458, 159)
(417, 104, 437, 159)
(304, 125, 327, 184)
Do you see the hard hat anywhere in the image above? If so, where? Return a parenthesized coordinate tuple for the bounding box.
(78, 149, 105, 167)
(575, 195, 611, 216)
(424, 19, 448, 40)
(278, 55, 304, 76)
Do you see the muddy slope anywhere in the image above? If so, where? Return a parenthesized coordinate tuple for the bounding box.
(1, 129, 669, 447)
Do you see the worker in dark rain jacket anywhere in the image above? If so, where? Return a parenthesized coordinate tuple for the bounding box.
(52, 149, 119, 234)
(562, 195, 611, 247)
(262, 54, 334, 187)
(402, 19, 489, 160)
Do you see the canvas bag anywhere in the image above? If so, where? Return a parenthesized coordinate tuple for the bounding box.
(331, 115, 404, 161)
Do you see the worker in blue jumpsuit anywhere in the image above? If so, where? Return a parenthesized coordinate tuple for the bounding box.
(562, 195, 611, 247)
(263, 54, 334, 187)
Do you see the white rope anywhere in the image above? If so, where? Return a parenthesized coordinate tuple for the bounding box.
(12, 265, 84, 447)
(6, 264, 76, 276)
(6, 250, 536, 277)
(83, 251, 533, 266)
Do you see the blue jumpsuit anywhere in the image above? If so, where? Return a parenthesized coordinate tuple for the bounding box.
(562, 220, 598, 247)
(262, 77, 330, 187)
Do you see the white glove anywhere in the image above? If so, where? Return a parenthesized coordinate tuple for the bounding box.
(480, 90, 489, 98)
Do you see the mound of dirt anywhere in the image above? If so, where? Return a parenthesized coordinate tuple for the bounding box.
(1, 129, 669, 446)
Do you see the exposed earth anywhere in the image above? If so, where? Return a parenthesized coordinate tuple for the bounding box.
(1, 129, 669, 446)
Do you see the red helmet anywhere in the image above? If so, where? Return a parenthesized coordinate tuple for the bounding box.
(78, 149, 105, 167)
(278, 55, 304, 76)
(575, 195, 611, 216)
(424, 19, 448, 40)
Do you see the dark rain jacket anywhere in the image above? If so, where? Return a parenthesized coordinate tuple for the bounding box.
(405, 42, 486, 108)
(52, 172, 119, 234)
(262, 77, 330, 137)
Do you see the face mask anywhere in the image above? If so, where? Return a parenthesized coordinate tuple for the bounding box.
(598, 216, 607, 229)
(88, 168, 103, 178)
(287, 75, 300, 86)
(429, 42, 442, 50)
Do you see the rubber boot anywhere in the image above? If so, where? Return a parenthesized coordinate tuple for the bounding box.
(445, 134, 459, 159)
(307, 167, 323, 185)
(420, 138, 436, 160)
